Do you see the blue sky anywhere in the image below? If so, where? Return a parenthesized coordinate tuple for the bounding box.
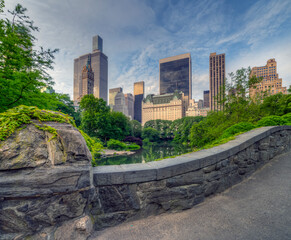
(4, 0, 291, 100)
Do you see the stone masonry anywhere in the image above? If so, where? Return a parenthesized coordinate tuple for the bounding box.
(91, 126, 291, 230)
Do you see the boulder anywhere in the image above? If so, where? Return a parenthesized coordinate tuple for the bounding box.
(0, 122, 93, 239)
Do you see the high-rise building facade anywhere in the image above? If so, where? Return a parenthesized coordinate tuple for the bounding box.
(134, 81, 144, 123)
(109, 87, 122, 107)
(80, 56, 94, 98)
(74, 35, 108, 105)
(203, 90, 210, 108)
(209, 52, 225, 111)
(159, 53, 192, 104)
(124, 93, 134, 120)
(113, 92, 128, 116)
(142, 91, 185, 126)
(249, 59, 287, 98)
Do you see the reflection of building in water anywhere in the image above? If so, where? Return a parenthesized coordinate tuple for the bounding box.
(142, 91, 186, 126)
(250, 58, 287, 98)
(159, 53, 192, 110)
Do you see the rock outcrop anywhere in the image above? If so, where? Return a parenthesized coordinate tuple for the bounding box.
(0, 122, 93, 240)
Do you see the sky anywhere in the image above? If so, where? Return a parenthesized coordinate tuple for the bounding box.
(3, 0, 291, 100)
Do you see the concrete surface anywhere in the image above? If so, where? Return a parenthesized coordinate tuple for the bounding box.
(90, 150, 291, 240)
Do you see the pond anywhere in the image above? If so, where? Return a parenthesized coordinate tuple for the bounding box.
(96, 142, 192, 165)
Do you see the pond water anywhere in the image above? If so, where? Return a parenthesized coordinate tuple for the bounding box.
(97, 143, 192, 165)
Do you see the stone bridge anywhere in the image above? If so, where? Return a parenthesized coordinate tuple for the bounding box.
(0, 124, 290, 239)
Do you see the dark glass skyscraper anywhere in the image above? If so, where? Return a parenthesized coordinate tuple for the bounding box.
(159, 53, 192, 102)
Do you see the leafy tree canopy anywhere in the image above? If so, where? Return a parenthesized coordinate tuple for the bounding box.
(0, 2, 59, 112)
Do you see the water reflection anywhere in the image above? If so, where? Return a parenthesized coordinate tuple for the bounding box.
(97, 143, 192, 166)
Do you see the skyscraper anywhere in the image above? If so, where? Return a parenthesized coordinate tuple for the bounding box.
(209, 52, 225, 111)
(80, 56, 94, 98)
(203, 90, 210, 108)
(74, 35, 108, 105)
(109, 87, 123, 107)
(159, 53, 192, 103)
(134, 81, 144, 123)
(124, 93, 134, 120)
(249, 59, 287, 98)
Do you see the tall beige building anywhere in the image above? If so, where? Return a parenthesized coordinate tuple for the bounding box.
(74, 35, 108, 105)
(209, 52, 225, 111)
(250, 59, 287, 98)
(142, 91, 185, 126)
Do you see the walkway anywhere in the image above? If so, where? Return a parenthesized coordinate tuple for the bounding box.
(90, 151, 291, 240)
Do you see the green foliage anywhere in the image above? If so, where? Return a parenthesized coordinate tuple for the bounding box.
(79, 95, 132, 141)
(0, 105, 75, 141)
(131, 120, 142, 138)
(221, 122, 255, 139)
(0, 3, 59, 112)
(106, 139, 140, 151)
(142, 127, 160, 142)
(257, 115, 287, 127)
(126, 143, 140, 150)
(79, 130, 103, 166)
(172, 116, 204, 144)
(144, 119, 172, 139)
(260, 93, 291, 116)
(107, 139, 127, 151)
(281, 113, 291, 124)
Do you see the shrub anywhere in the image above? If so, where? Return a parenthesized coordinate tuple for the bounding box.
(126, 143, 141, 150)
(141, 127, 160, 142)
(281, 113, 291, 124)
(221, 122, 255, 138)
(123, 136, 143, 146)
(257, 115, 287, 127)
(107, 139, 127, 151)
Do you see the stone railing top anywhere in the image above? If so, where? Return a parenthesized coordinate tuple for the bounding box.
(93, 126, 291, 186)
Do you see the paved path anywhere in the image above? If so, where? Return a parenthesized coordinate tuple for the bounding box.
(90, 151, 291, 240)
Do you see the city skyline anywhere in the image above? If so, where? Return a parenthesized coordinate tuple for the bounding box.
(4, 0, 291, 101)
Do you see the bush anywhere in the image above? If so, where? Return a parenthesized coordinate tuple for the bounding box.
(281, 113, 291, 124)
(126, 143, 141, 150)
(257, 115, 287, 127)
(123, 136, 143, 146)
(221, 122, 255, 138)
(141, 127, 160, 142)
(107, 139, 127, 151)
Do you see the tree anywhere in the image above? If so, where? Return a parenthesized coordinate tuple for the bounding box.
(141, 127, 160, 142)
(79, 95, 110, 137)
(79, 95, 132, 141)
(131, 120, 142, 138)
(0, 3, 59, 112)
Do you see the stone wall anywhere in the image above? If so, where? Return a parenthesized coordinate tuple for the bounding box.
(1, 125, 290, 239)
(90, 126, 291, 230)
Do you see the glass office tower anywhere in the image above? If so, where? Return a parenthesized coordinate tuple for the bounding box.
(159, 53, 192, 101)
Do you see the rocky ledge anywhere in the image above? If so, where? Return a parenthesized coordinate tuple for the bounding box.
(0, 122, 94, 240)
